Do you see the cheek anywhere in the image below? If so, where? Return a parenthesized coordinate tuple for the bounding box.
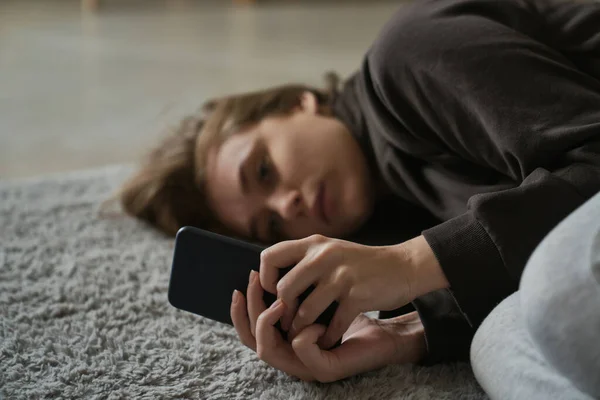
(337, 163, 373, 232)
(271, 136, 326, 186)
(210, 199, 247, 236)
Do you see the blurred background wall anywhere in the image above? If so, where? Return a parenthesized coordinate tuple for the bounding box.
(0, 0, 401, 178)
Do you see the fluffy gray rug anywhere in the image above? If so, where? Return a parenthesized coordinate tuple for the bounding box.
(0, 166, 487, 399)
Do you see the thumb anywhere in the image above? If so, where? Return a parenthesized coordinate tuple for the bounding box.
(293, 324, 327, 346)
(291, 324, 342, 382)
(294, 320, 401, 382)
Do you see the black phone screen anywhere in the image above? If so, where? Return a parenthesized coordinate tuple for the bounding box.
(168, 226, 272, 325)
(168, 226, 340, 348)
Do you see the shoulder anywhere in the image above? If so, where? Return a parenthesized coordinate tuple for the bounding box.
(367, 0, 536, 78)
(367, 0, 439, 72)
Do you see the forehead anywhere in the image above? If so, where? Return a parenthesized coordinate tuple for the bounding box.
(204, 128, 256, 235)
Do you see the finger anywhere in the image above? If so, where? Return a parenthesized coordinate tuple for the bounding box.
(277, 247, 338, 326)
(280, 297, 298, 333)
(247, 270, 267, 337)
(291, 324, 346, 383)
(259, 236, 317, 294)
(255, 299, 314, 381)
(230, 290, 257, 351)
(293, 322, 394, 382)
(318, 300, 359, 350)
(288, 281, 340, 340)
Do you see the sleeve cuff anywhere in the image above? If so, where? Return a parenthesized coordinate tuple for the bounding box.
(422, 212, 516, 327)
(411, 289, 475, 365)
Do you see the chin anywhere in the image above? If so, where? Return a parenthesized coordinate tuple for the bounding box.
(325, 174, 374, 238)
(334, 202, 373, 238)
(344, 189, 375, 235)
(348, 208, 372, 235)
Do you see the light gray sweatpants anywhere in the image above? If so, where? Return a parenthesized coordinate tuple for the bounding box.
(470, 191, 600, 400)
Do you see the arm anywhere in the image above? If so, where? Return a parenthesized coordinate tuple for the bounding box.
(532, 0, 600, 81)
(364, 0, 600, 358)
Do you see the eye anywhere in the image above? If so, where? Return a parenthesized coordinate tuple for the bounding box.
(257, 154, 272, 183)
(268, 212, 282, 242)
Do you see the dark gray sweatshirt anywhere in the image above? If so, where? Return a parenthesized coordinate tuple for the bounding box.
(334, 0, 600, 363)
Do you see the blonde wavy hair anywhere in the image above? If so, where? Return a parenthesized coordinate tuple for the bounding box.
(113, 73, 341, 237)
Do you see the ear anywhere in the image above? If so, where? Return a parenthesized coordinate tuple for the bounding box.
(299, 91, 319, 115)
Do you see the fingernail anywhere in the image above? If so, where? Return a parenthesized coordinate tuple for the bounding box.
(250, 270, 257, 284)
(232, 290, 239, 304)
(269, 299, 282, 309)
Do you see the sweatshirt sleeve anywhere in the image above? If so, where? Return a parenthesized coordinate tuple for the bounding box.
(365, 0, 600, 361)
(534, 0, 600, 81)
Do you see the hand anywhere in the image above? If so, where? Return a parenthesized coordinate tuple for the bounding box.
(230, 269, 427, 383)
(259, 234, 448, 349)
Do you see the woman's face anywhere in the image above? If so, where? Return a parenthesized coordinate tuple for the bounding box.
(204, 92, 375, 243)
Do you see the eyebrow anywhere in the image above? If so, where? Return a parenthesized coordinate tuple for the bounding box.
(238, 147, 260, 241)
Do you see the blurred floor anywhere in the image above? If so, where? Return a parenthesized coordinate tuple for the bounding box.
(0, 0, 401, 178)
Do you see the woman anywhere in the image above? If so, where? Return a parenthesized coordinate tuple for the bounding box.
(118, 0, 600, 397)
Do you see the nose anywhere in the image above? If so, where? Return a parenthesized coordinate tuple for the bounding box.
(270, 188, 304, 221)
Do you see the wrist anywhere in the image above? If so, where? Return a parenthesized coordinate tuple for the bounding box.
(391, 235, 449, 299)
(381, 312, 427, 364)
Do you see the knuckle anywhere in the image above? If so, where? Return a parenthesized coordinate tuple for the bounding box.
(348, 285, 370, 305)
(276, 282, 289, 298)
(310, 234, 326, 243)
(260, 249, 271, 264)
(291, 336, 304, 349)
(295, 308, 309, 325)
(332, 264, 350, 282)
(256, 313, 267, 325)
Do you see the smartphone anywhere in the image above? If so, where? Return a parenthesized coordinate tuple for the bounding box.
(168, 226, 340, 347)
